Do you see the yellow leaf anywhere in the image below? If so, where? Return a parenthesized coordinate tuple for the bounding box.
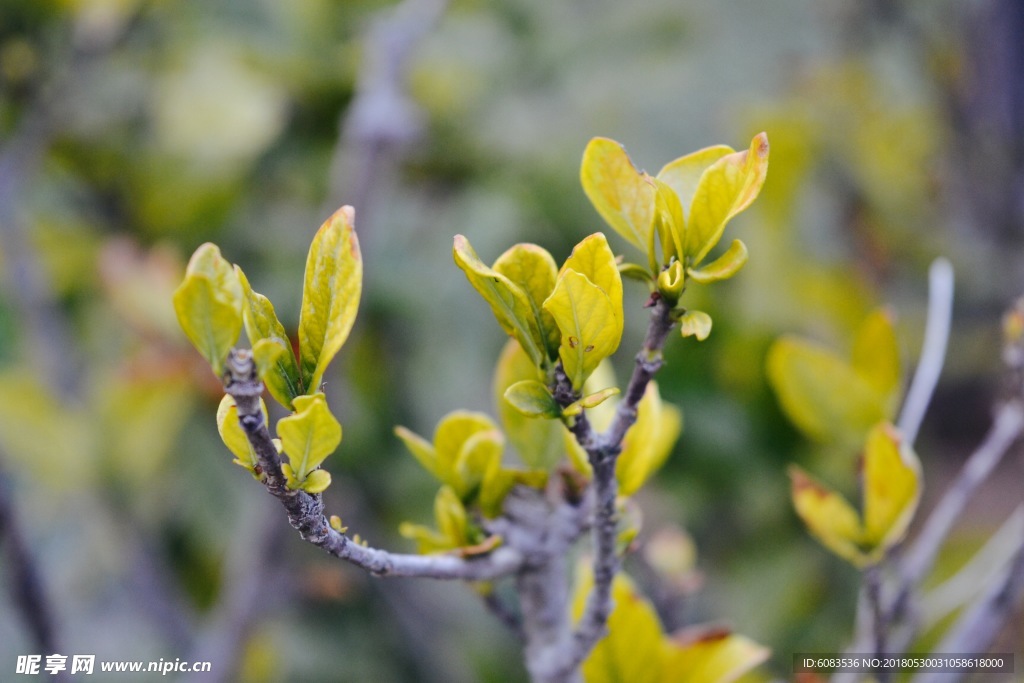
(453, 235, 546, 368)
(217, 394, 268, 475)
(173, 243, 243, 375)
(653, 178, 686, 265)
(453, 428, 505, 500)
(298, 205, 363, 393)
(236, 265, 302, 406)
(0, 371, 92, 490)
(862, 423, 921, 552)
(790, 465, 867, 567)
(686, 133, 769, 265)
(679, 310, 713, 341)
(543, 270, 622, 391)
(580, 137, 657, 252)
(617, 382, 682, 497)
(394, 425, 441, 481)
(851, 307, 901, 409)
(493, 339, 564, 470)
(661, 627, 770, 683)
(687, 239, 749, 285)
(657, 260, 686, 301)
(559, 233, 624, 326)
(493, 244, 561, 362)
(573, 568, 664, 683)
(766, 336, 890, 447)
(277, 393, 341, 485)
(656, 145, 735, 217)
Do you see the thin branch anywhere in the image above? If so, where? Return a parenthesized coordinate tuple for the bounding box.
(890, 399, 1024, 626)
(0, 469, 62, 660)
(898, 258, 955, 446)
(909, 530, 1024, 683)
(864, 564, 890, 682)
(223, 350, 524, 582)
(547, 296, 677, 681)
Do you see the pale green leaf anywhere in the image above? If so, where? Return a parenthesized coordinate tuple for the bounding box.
(852, 307, 901, 407)
(173, 243, 243, 375)
(395, 426, 441, 481)
(299, 468, 332, 494)
(453, 235, 546, 367)
(574, 568, 664, 683)
(217, 394, 268, 475)
(766, 336, 889, 447)
(277, 393, 341, 484)
(493, 243, 561, 361)
(686, 239, 749, 285)
(453, 428, 504, 500)
(493, 339, 564, 470)
(656, 145, 735, 218)
(236, 265, 302, 405)
(617, 382, 682, 497)
(504, 379, 561, 419)
(543, 270, 622, 391)
(790, 465, 868, 567)
(661, 628, 770, 683)
(580, 137, 657, 252)
(298, 205, 363, 393)
(686, 133, 769, 264)
(678, 310, 712, 341)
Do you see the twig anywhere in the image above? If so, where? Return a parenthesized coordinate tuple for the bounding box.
(909, 529, 1024, 683)
(0, 468, 69, 682)
(898, 258, 954, 447)
(890, 399, 1024, 628)
(480, 590, 524, 641)
(864, 564, 890, 682)
(548, 296, 677, 681)
(224, 350, 524, 581)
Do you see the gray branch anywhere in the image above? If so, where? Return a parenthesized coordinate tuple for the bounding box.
(224, 350, 524, 582)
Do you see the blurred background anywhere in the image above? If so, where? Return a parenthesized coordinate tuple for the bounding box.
(0, 0, 1021, 680)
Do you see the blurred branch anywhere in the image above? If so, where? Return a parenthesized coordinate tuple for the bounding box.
(326, 0, 450, 221)
(0, 469, 65, 679)
(182, 502, 286, 683)
(897, 258, 954, 447)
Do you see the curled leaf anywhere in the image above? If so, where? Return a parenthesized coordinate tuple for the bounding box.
(217, 394, 268, 477)
(686, 239, 748, 285)
(504, 379, 561, 419)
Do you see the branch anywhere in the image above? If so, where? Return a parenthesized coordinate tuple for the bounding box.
(0, 469, 63, 660)
(549, 296, 676, 680)
(223, 350, 523, 582)
(898, 258, 955, 446)
(890, 399, 1024, 626)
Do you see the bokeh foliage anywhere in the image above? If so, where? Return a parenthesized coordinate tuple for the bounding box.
(1, 0, 1021, 680)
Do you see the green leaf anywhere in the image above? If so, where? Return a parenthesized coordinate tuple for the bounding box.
(299, 468, 332, 494)
(618, 262, 655, 285)
(766, 336, 890, 447)
(236, 265, 302, 406)
(216, 394, 268, 476)
(504, 379, 561, 419)
(277, 393, 341, 486)
(543, 270, 622, 392)
(686, 239, 748, 285)
(453, 235, 546, 368)
(493, 339, 564, 470)
(678, 310, 712, 341)
(493, 243, 561, 362)
(173, 243, 243, 375)
(298, 205, 363, 393)
(563, 386, 621, 417)
(580, 137, 657, 252)
(685, 133, 769, 265)
(573, 568, 664, 683)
